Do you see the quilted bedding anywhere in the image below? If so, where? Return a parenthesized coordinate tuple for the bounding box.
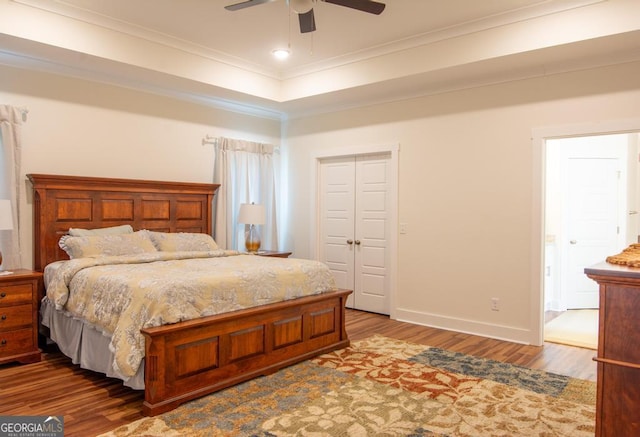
(45, 250, 336, 379)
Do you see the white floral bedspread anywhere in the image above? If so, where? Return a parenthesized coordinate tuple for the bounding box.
(45, 250, 336, 379)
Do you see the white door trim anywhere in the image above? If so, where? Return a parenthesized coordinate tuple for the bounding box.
(531, 118, 640, 346)
(310, 143, 399, 319)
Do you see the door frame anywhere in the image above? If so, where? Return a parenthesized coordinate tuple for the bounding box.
(310, 143, 400, 319)
(531, 119, 640, 345)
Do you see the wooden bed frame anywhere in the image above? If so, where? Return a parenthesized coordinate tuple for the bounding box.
(28, 174, 351, 416)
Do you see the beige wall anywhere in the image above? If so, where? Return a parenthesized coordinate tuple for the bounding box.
(285, 60, 640, 344)
(3, 58, 640, 346)
(0, 64, 280, 269)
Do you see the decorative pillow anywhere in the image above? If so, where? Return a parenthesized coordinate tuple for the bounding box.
(59, 230, 157, 259)
(68, 224, 134, 237)
(148, 231, 219, 252)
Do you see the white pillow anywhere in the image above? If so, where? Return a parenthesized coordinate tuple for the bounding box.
(148, 231, 219, 252)
(59, 230, 157, 259)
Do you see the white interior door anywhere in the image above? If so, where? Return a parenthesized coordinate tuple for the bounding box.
(552, 135, 628, 309)
(354, 155, 390, 314)
(319, 157, 355, 296)
(318, 153, 391, 314)
(563, 157, 621, 308)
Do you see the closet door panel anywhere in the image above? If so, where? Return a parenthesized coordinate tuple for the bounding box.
(319, 157, 356, 298)
(354, 155, 390, 314)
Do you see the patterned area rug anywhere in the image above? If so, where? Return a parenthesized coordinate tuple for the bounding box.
(100, 335, 596, 436)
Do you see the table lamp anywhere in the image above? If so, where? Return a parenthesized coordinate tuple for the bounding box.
(238, 203, 265, 252)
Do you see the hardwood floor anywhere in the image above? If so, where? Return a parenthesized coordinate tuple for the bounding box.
(0, 309, 597, 437)
(347, 309, 596, 381)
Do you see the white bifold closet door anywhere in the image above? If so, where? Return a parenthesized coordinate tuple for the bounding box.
(319, 153, 391, 315)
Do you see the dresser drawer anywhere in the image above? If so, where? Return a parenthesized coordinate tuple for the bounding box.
(0, 328, 35, 355)
(0, 304, 33, 331)
(0, 283, 34, 305)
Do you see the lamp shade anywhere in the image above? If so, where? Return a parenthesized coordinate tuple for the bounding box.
(238, 203, 265, 225)
(0, 199, 13, 231)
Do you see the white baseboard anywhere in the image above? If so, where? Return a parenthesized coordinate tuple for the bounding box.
(393, 307, 533, 345)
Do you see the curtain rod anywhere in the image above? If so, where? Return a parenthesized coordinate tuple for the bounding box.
(202, 134, 217, 146)
(201, 135, 280, 153)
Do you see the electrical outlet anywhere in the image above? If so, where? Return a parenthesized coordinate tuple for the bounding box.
(491, 298, 500, 311)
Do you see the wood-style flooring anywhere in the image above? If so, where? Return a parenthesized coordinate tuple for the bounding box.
(0, 309, 597, 437)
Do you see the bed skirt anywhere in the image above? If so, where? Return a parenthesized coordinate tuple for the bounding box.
(40, 298, 145, 389)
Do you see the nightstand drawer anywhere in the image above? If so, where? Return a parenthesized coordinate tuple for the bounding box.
(0, 304, 33, 331)
(0, 270, 42, 365)
(0, 283, 34, 305)
(0, 328, 35, 355)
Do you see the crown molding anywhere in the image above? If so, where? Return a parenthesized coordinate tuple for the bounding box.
(12, 0, 605, 81)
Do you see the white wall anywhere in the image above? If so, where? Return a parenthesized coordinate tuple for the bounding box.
(285, 60, 640, 345)
(3, 57, 640, 347)
(0, 64, 280, 269)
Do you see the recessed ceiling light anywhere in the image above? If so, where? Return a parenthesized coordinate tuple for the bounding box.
(291, 0, 313, 14)
(272, 49, 290, 60)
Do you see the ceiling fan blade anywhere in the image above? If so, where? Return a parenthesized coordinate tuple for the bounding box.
(225, 0, 276, 11)
(298, 9, 316, 33)
(323, 0, 385, 15)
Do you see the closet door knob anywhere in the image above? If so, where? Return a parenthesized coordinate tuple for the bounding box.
(347, 239, 354, 245)
(355, 240, 361, 245)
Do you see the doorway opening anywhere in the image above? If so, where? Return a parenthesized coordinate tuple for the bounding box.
(542, 132, 639, 348)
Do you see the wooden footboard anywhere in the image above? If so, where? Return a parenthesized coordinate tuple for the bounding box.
(141, 288, 352, 416)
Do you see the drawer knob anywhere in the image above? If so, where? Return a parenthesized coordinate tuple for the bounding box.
(0, 292, 5, 298)
(0, 339, 6, 346)
(0, 314, 5, 320)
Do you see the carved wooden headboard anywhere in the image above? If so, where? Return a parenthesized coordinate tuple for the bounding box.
(28, 174, 219, 271)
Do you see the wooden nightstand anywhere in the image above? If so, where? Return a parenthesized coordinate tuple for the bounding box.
(255, 250, 292, 258)
(0, 269, 42, 364)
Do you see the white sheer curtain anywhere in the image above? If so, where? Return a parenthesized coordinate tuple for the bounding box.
(212, 137, 279, 251)
(0, 106, 24, 269)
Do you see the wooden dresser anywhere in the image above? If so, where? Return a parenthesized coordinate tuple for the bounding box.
(585, 262, 640, 437)
(0, 269, 42, 365)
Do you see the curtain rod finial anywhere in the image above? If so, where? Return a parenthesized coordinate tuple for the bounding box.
(202, 135, 218, 146)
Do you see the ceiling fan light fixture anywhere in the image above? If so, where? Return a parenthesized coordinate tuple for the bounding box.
(290, 0, 313, 14)
(272, 48, 291, 59)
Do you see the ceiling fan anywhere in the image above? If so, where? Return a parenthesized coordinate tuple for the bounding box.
(225, 0, 386, 34)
